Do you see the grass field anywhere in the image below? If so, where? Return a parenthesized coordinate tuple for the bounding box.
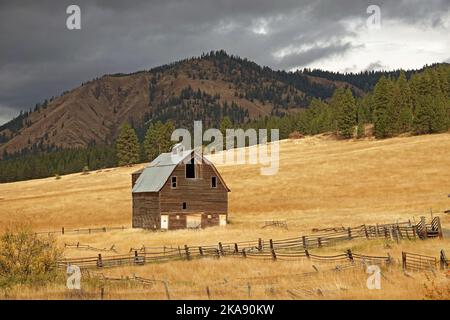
(0, 133, 449, 299)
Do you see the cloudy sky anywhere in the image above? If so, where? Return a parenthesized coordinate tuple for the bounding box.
(1, 0, 450, 125)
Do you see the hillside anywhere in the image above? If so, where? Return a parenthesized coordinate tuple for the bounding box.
(0, 51, 363, 156)
(1, 134, 449, 300)
(0, 133, 449, 234)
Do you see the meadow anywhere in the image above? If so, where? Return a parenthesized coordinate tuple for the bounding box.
(0, 133, 449, 299)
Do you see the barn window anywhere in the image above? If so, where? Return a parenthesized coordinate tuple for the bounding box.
(171, 176, 177, 188)
(176, 215, 180, 220)
(207, 214, 212, 219)
(211, 176, 217, 188)
(185, 157, 196, 179)
(182, 202, 187, 210)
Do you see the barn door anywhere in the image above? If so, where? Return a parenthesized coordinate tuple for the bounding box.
(219, 214, 227, 226)
(186, 214, 201, 228)
(161, 215, 168, 230)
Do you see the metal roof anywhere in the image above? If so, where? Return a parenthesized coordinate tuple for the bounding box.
(132, 149, 193, 193)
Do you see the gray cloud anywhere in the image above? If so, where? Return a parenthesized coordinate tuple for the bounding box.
(0, 0, 449, 125)
(365, 61, 388, 71)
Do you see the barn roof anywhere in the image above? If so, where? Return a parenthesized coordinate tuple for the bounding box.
(132, 149, 230, 193)
(132, 150, 192, 193)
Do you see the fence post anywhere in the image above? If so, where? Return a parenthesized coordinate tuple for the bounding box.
(317, 237, 322, 248)
(258, 238, 263, 251)
(62, 227, 65, 235)
(363, 225, 369, 239)
(269, 239, 274, 250)
(198, 246, 204, 256)
(100, 287, 104, 300)
(218, 242, 224, 256)
(402, 252, 407, 271)
(302, 236, 307, 249)
(206, 286, 211, 300)
(103, 227, 106, 232)
(271, 248, 277, 261)
(376, 224, 379, 237)
(383, 227, 389, 239)
(184, 245, 190, 260)
(347, 228, 352, 240)
(97, 254, 103, 268)
(440, 250, 447, 270)
(242, 249, 247, 258)
(346, 249, 353, 262)
(234, 243, 239, 254)
(305, 249, 310, 259)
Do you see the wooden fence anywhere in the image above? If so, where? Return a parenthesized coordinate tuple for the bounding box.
(64, 242, 117, 253)
(262, 220, 288, 229)
(35, 225, 128, 236)
(402, 249, 449, 272)
(56, 218, 444, 271)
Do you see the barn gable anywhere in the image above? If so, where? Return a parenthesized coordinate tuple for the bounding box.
(132, 150, 230, 193)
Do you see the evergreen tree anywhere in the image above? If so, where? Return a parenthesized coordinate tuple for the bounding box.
(143, 121, 175, 161)
(116, 124, 140, 166)
(331, 87, 356, 138)
(394, 71, 413, 133)
(356, 104, 366, 139)
(372, 76, 395, 138)
(220, 116, 233, 136)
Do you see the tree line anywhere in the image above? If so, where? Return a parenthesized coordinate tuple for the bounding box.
(0, 64, 449, 182)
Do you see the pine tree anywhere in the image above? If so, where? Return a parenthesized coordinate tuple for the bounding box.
(372, 76, 395, 138)
(220, 116, 233, 136)
(395, 71, 413, 133)
(356, 104, 366, 139)
(116, 124, 140, 166)
(143, 121, 175, 161)
(331, 88, 356, 138)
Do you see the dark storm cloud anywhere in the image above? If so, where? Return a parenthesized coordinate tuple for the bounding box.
(0, 0, 449, 124)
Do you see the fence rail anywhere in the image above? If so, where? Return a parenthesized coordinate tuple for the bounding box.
(56, 218, 445, 272)
(35, 225, 128, 236)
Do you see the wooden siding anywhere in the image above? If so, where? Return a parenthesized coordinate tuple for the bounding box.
(132, 192, 160, 229)
(168, 214, 187, 230)
(201, 213, 221, 227)
(159, 162, 228, 221)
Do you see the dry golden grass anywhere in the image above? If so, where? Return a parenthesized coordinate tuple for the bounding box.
(1, 258, 448, 300)
(0, 133, 450, 299)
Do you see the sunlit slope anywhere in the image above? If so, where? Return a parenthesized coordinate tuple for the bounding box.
(0, 133, 449, 232)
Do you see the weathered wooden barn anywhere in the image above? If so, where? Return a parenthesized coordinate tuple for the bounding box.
(131, 147, 230, 230)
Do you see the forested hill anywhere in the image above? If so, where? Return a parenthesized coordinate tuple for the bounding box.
(0, 50, 362, 157)
(0, 51, 449, 183)
(302, 63, 450, 92)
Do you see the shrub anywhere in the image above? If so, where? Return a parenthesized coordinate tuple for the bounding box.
(0, 226, 63, 287)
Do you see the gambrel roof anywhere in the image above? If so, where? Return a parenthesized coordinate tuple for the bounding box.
(132, 149, 230, 193)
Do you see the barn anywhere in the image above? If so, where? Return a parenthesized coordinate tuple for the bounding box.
(131, 146, 230, 230)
